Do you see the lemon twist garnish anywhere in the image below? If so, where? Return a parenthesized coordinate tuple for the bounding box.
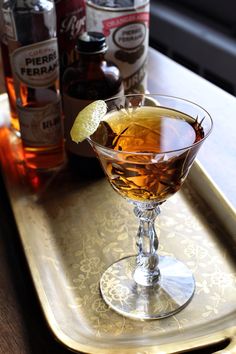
(70, 100, 107, 143)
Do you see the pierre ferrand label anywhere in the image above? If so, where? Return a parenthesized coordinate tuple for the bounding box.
(11, 39, 59, 88)
(17, 100, 63, 146)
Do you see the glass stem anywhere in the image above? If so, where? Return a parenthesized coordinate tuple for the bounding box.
(133, 205, 161, 286)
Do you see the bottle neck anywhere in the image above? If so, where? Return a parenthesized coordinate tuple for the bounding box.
(77, 52, 106, 63)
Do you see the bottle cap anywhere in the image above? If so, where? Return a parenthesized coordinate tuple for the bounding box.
(76, 32, 108, 54)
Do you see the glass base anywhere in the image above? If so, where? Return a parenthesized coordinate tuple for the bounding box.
(100, 255, 195, 320)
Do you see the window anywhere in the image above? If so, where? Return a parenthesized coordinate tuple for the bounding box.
(166, 0, 236, 36)
(149, 0, 236, 95)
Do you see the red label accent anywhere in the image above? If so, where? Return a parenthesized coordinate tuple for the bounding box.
(102, 12, 149, 36)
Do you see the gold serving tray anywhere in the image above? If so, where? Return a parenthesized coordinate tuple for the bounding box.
(0, 95, 236, 353)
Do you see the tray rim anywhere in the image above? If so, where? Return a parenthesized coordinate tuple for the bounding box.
(189, 161, 236, 239)
(18, 165, 235, 354)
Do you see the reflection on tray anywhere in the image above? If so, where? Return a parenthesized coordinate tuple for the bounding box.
(0, 127, 67, 199)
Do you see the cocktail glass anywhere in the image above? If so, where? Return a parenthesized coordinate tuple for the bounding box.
(88, 94, 213, 320)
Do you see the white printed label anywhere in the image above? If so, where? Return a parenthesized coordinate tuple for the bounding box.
(11, 39, 59, 88)
(17, 100, 63, 146)
(86, 1, 149, 93)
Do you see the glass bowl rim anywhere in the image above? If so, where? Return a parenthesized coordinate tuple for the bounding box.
(88, 93, 213, 156)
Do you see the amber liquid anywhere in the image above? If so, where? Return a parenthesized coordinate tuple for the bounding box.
(93, 106, 204, 203)
(0, 41, 19, 132)
(20, 94, 65, 170)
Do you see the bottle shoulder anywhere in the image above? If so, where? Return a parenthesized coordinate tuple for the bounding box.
(3, 0, 54, 12)
(62, 58, 122, 84)
(62, 69, 123, 100)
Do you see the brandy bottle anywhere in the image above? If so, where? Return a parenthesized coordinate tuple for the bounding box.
(2, 0, 65, 170)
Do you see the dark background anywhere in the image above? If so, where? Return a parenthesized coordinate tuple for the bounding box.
(150, 0, 236, 95)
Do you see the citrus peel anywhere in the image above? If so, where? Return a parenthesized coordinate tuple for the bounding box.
(70, 100, 107, 143)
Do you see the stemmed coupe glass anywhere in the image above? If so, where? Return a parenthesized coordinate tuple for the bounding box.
(88, 94, 213, 320)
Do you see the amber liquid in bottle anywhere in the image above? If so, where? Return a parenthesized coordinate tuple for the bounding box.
(18, 85, 64, 171)
(92, 106, 204, 202)
(0, 38, 19, 132)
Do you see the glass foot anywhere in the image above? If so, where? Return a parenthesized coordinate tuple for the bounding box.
(100, 255, 195, 320)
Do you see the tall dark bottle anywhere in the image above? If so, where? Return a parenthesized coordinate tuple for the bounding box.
(62, 31, 123, 176)
(55, 0, 86, 81)
(2, 0, 65, 170)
